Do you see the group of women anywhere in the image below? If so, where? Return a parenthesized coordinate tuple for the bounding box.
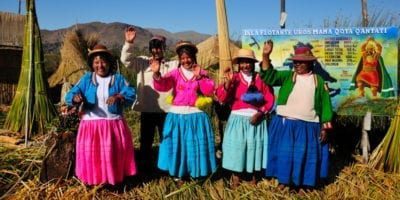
(65, 35, 333, 191)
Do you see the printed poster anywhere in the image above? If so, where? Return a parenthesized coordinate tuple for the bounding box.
(242, 27, 398, 116)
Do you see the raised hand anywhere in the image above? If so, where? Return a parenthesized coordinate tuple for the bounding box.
(223, 67, 233, 89)
(125, 26, 136, 43)
(150, 58, 161, 78)
(263, 39, 273, 58)
(193, 64, 201, 79)
(223, 67, 233, 79)
(150, 59, 161, 72)
(261, 40, 274, 70)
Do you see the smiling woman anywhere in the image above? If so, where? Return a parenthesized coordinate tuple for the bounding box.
(65, 44, 137, 186)
(215, 48, 274, 187)
(292, 60, 314, 74)
(87, 45, 114, 77)
(151, 41, 217, 182)
(260, 41, 334, 189)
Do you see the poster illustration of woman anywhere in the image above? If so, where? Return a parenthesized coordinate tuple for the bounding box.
(349, 37, 395, 98)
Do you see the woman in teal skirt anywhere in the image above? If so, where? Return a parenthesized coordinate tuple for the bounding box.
(216, 49, 274, 187)
(151, 41, 217, 182)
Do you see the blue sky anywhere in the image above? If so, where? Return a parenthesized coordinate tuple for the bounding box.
(1, 0, 399, 39)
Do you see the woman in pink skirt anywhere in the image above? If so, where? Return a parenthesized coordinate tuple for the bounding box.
(65, 44, 137, 185)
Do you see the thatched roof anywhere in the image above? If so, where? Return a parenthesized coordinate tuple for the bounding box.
(0, 12, 24, 83)
(0, 12, 25, 49)
(48, 29, 94, 87)
(172, 35, 239, 68)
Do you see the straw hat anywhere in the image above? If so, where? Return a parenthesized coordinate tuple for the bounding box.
(88, 44, 112, 58)
(87, 44, 114, 68)
(175, 41, 198, 54)
(232, 49, 258, 64)
(289, 46, 317, 61)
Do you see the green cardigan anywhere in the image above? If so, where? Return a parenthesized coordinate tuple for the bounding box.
(260, 66, 333, 129)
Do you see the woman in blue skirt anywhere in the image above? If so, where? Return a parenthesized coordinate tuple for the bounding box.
(151, 41, 217, 182)
(260, 40, 333, 189)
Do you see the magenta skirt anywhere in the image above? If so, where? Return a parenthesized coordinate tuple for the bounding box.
(75, 119, 137, 185)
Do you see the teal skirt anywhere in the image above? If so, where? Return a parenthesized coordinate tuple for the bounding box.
(157, 112, 217, 178)
(222, 113, 268, 173)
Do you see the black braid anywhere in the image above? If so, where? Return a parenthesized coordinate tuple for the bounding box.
(247, 72, 259, 93)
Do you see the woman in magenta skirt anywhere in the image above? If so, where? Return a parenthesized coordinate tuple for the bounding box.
(65, 44, 137, 185)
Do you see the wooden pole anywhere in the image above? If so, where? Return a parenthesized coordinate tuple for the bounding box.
(361, 0, 368, 27)
(215, 0, 233, 156)
(18, 0, 22, 14)
(25, 0, 34, 147)
(352, 1, 379, 165)
(215, 0, 232, 84)
(280, 0, 286, 29)
(360, 0, 370, 161)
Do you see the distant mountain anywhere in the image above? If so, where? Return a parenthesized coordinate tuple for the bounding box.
(40, 22, 211, 54)
(146, 28, 210, 46)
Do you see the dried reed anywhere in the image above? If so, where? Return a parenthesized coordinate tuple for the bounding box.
(48, 29, 99, 87)
(3, 0, 56, 136)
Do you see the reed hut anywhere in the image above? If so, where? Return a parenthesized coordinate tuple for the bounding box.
(195, 35, 239, 70)
(0, 12, 25, 105)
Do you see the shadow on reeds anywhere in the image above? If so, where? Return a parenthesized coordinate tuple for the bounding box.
(320, 114, 389, 188)
(102, 144, 236, 194)
(102, 114, 392, 193)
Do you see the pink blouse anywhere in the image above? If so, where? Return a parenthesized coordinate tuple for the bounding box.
(216, 73, 274, 113)
(153, 68, 214, 107)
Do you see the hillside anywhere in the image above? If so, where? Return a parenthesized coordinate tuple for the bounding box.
(146, 28, 210, 46)
(41, 22, 210, 54)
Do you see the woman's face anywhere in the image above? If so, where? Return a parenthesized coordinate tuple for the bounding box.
(293, 60, 312, 75)
(151, 47, 164, 60)
(179, 52, 194, 70)
(92, 55, 110, 77)
(238, 58, 255, 75)
(366, 46, 376, 56)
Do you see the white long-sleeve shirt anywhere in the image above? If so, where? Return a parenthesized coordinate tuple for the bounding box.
(120, 42, 179, 112)
(276, 73, 320, 122)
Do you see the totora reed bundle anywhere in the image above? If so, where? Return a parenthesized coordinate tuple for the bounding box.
(369, 105, 400, 173)
(3, 0, 56, 137)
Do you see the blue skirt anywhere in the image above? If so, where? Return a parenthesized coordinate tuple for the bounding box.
(265, 115, 329, 186)
(222, 114, 268, 173)
(157, 112, 217, 178)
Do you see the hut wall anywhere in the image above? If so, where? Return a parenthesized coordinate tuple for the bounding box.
(0, 12, 25, 105)
(0, 48, 22, 104)
(0, 83, 17, 105)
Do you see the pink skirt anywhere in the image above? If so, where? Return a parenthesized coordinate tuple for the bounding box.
(75, 119, 136, 185)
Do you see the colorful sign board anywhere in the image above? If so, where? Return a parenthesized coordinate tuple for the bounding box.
(242, 27, 398, 116)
